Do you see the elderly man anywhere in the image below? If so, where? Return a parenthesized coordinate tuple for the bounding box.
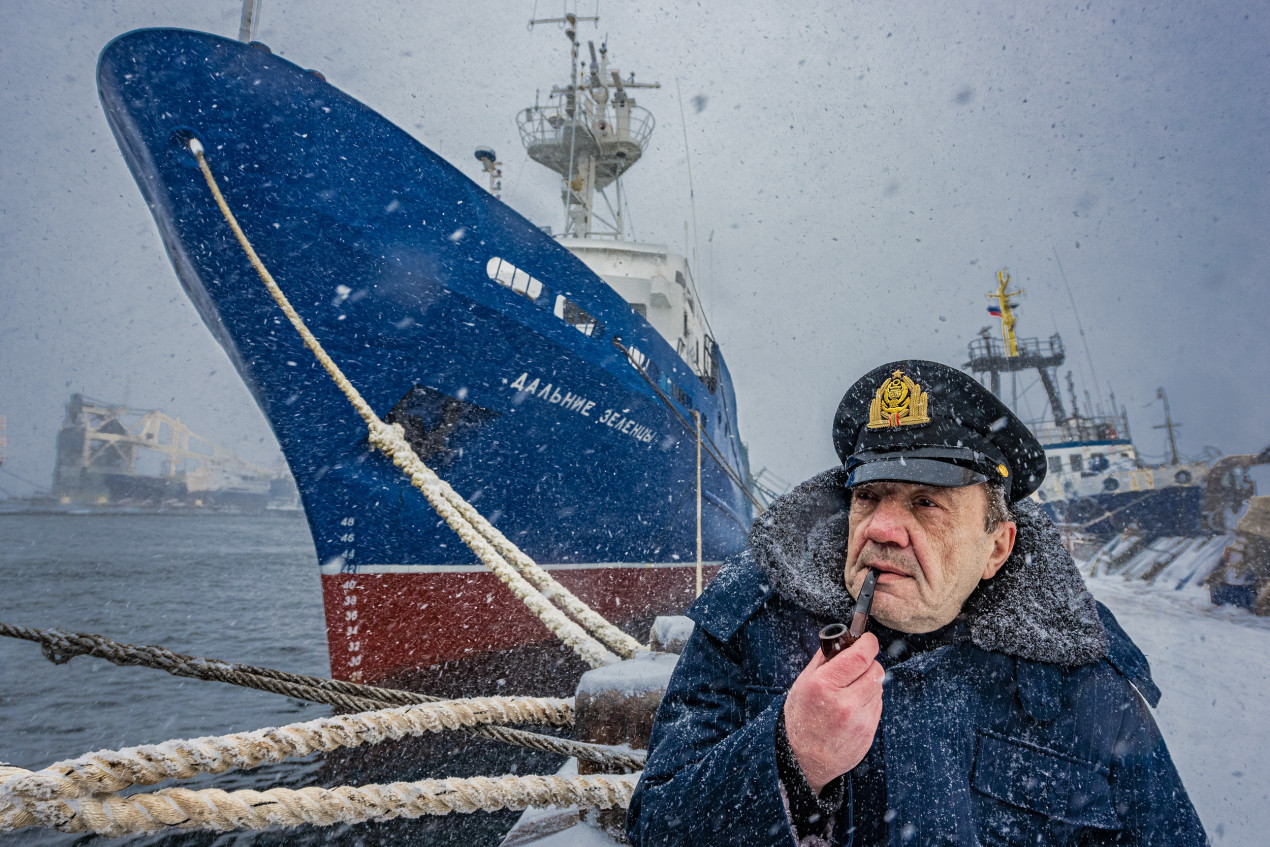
(627, 360, 1206, 846)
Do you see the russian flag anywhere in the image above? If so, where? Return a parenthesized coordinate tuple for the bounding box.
(987, 305, 1003, 317)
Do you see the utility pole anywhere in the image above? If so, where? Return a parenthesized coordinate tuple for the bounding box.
(1153, 387, 1182, 465)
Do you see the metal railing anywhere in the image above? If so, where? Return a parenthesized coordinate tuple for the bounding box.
(516, 104, 655, 155)
(966, 333, 1065, 364)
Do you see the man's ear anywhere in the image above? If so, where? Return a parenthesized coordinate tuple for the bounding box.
(981, 521, 1016, 580)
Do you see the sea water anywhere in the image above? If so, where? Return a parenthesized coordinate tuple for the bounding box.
(0, 513, 527, 847)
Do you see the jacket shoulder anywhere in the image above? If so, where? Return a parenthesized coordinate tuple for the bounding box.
(1095, 601, 1162, 707)
(687, 550, 775, 643)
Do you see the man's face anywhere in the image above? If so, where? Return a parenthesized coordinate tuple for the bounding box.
(844, 481, 1016, 634)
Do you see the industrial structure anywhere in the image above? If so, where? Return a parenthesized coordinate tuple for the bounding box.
(52, 394, 296, 510)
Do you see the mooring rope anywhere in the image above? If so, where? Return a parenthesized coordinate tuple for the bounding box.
(2, 697, 572, 804)
(2, 771, 638, 836)
(189, 138, 642, 665)
(0, 696, 644, 835)
(0, 621, 646, 773)
(0, 620, 436, 710)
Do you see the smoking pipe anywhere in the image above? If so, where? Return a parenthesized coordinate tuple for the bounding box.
(818, 568, 880, 661)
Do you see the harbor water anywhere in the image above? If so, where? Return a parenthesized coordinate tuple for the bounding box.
(0, 513, 537, 846)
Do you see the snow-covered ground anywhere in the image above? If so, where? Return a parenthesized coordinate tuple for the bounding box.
(1086, 574, 1270, 845)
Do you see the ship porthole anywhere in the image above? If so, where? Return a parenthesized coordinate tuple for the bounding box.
(1175, 469, 1193, 485)
(1103, 477, 1120, 492)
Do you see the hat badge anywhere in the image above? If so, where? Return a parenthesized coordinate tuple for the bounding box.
(867, 370, 931, 429)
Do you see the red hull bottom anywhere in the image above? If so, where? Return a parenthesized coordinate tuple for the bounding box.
(321, 563, 718, 692)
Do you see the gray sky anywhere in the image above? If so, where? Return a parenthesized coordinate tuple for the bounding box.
(2, 0, 1268, 495)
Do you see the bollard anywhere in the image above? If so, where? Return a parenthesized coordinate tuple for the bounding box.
(573, 617, 690, 841)
(499, 617, 692, 846)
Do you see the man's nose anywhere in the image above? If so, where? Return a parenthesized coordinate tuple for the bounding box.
(865, 497, 911, 546)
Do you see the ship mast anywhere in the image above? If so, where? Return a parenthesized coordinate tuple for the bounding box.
(518, 14, 659, 239)
(988, 269, 1024, 357)
(965, 269, 1069, 427)
(1154, 387, 1183, 464)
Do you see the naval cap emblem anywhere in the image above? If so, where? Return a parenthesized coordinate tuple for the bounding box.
(867, 370, 931, 429)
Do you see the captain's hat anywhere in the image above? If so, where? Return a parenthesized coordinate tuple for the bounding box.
(832, 360, 1046, 502)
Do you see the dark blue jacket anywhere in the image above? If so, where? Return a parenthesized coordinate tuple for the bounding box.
(627, 470, 1207, 846)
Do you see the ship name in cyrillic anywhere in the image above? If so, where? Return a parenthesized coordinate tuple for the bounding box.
(507, 372, 656, 444)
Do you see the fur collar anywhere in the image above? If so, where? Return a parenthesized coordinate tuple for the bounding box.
(747, 468, 1108, 667)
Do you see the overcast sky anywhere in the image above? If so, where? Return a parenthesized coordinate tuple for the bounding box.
(1, 0, 1268, 497)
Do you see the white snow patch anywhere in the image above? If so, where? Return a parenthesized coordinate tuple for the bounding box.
(649, 615, 694, 653)
(576, 652, 679, 698)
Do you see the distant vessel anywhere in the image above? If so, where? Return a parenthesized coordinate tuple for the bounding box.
(1, 393, 299, 513)
(98, 21, 756, 691)
(964, 271, 1263, 539)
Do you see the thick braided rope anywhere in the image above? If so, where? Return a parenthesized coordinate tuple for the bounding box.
(373, 425, 642, 659)
(0, 621, 644, 772)
(2, 697, 570, 804)
(0, 769, 33, 831)
(368, 426, 645, 660)
(190, 140, 626, 667)
(17, 773, 638, 836)
(367, 421, 619, 669)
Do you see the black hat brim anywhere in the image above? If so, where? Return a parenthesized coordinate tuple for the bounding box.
(846, 457, 989, 489)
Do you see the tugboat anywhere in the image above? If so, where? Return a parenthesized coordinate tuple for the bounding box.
(964, 270, 1262, 541)
(97, 18, 757, 695)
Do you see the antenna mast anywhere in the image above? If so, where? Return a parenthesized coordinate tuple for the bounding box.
(518, 15, 659, 239)
(966, 269, 1068, 427)
(1154, 387, 1182, 465)
(988, 269, 1024, 357)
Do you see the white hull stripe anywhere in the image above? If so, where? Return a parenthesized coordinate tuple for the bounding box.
(319, 560, 723, 576)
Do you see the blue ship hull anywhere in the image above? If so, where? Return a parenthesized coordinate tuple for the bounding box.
(1038, 484, 1206, 538)
(97, 29, 755, 677)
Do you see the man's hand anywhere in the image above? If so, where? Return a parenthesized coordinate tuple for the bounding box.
(783, 632, 884, 794)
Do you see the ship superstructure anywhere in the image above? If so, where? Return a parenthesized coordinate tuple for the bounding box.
(513, 16, 718, 390)
(965, 271, 1229, 538)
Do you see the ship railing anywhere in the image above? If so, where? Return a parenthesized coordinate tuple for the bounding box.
(966, 333, 1065, 364)
(1029, 416, 1125, 446)
(516, 103, 655, 155)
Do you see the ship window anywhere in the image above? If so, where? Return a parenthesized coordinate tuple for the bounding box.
(485, 256, 544, 302)
(1048, 456, 1063, 474)
(628, 347, 663, 383)
(672, 383, 694, 410)
(631, 303, 647, 317)
(654, 372, 691, 409)
(1088, 454, 1109, 473)
(554, 294, 603, 338)
(1069, 454, 1083, 473)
